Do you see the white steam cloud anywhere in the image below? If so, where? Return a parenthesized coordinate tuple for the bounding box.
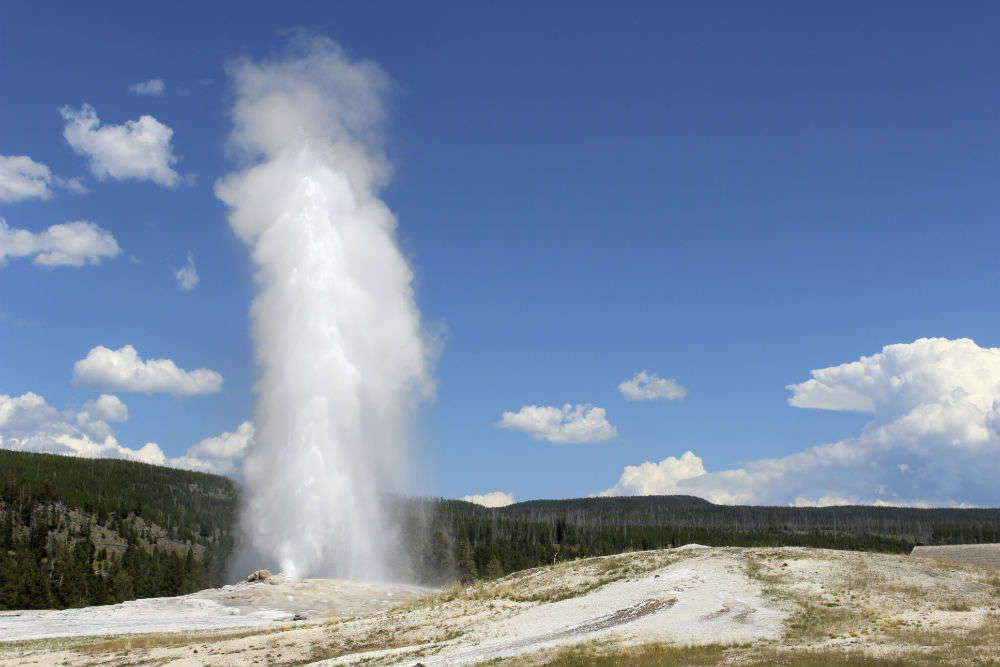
(215, 35, 431, 579)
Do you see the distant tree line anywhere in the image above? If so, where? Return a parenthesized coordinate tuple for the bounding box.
(395, 496, 1000, 585)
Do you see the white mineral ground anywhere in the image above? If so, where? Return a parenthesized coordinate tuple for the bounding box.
(2, 545, 998, 667)
(0, 576, 429, 641)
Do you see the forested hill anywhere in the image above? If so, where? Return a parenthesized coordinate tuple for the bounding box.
(403, 495, 1000, 585)
(5, 449, 1000, 608)
(0, 449, 237, 610)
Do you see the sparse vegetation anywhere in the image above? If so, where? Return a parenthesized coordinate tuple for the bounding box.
(476, 640, 1000, 667)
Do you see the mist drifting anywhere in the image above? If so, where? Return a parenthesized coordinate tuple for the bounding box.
(215, 36, 431, 579)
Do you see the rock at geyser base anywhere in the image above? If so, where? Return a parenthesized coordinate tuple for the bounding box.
(246, 569, 272, 583)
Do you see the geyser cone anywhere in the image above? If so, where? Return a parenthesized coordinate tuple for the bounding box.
(216, 36, 431, 579)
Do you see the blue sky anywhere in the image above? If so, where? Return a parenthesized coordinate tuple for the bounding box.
(2, 2, 1000, 507)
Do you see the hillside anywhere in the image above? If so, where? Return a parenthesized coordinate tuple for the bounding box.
(3, 546, 999, 666)
(0, 450, 237, 610)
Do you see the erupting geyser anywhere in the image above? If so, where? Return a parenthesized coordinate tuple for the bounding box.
(215, 36, 431, 579)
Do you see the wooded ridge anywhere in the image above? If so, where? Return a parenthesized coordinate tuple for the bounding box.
(3, 449, 999, 608)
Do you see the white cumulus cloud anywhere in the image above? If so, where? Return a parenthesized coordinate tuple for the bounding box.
(0, 391, 252, 475)
(497, 403, 618, 443)
(174, 251, 199, 290)
(0, 155, 54, 202)
(170, 421, 255, 476)
(60, 104, 180, 186)
(599, 338, 1000, 507)
(599, 451, 707, 497)
(0, 155, 86, 202)
(79, 394, 128, 423)
(130, 78, 166, 96)
(187, 420, 254, 460)
(72, 344, 223, 396)
(618, 371, 688, 401)
(461, 491, 515, 507)
(0, 391, 165, 465)
(0, 218, 120, 267)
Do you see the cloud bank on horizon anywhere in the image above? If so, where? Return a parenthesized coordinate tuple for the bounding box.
(0, 391, 248, 475)
(462, 491, 515, 507)
(600, 338, 1000, 507)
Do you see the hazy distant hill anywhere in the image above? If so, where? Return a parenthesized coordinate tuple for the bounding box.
(0, 450, 237, 610)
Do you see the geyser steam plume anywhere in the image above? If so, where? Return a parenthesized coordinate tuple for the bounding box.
(216, 36, 431, 579)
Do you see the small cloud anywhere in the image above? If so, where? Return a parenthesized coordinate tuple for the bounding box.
(497, 403, 618, 444)
(618, 371, 688, 401)
(72, 344, 223, 396)
(462, 491, 514, 507)
(60, 104, 181, 187)
(175, 251, 199, 290)
(130, 78, 166, 96)
(0, 155, 86, 203)
(58, 176, 89, 194)
(0, 218, 120, 267)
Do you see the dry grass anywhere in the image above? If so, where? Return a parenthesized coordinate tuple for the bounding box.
(479, 639, 1000, 667)
(739, 548, 1000, 667)
(466, 550, 695, 603)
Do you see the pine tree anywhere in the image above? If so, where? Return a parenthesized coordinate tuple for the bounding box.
(455, 539, 477, 584)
